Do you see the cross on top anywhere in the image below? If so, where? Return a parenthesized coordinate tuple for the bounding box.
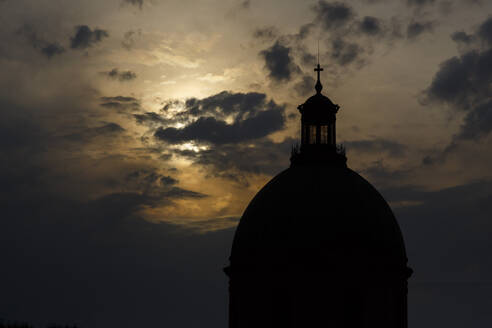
(314, 64, 324, 94)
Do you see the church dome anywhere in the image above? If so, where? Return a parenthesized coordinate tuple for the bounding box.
(225, 63, 412, 328)
(230, 164, 408, 274)
(301, 93, 338, 111)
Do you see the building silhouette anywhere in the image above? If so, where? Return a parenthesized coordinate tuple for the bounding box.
(224, 64, 412, 328)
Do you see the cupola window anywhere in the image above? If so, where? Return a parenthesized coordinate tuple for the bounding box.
(320, 125, 328, 144)
(309, 125, 317, 144)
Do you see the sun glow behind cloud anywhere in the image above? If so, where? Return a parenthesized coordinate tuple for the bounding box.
(172, 142, 209, 152)
(5, 0, 492, 235)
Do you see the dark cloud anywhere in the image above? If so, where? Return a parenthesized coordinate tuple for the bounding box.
(294, 75, 316, 96)
(151, 91, 285, 145)
(253, 26, 279, 42)
(164, 186, 207, 199)
(360, 161, 411, 186)
(293, 3, 393, 71)
(70, 25, 108, 50)
(124, 169, 206, 201)
(313, 1, 355, 31)
(425, 53, 476, 107)
(134, 112, 167, 125)
(260, 41, 300, 82)
(358, 0, 388, 3)
(424, 16, 492, 143)
(40, 42, 65, 57)
(122, 0, 143, 9)
(370, 178, 492, 327)
(406, 0, 436, 7)
(240, 0, 250, 9)
(408, 284, 492, 328)
(478, 16, 492, 46)
(100, 96, 141, 112)
(358, 16, 384, 36)
(0, 96, 204, 217)
(184, 91, 276, 120)
(356, 15, 403, 41)
(162, 99, 182, 112)
(0, 186, 226, 328)
(128, 168, 209, 208)
(450, 17, 492, 48)
(173, 138, 294, 181)
(330, 37, 364, 66)
(62, 123, 126, 144)
(386, 180, 492, 283)
(300, 50, 316, 66)
(0, 100, 45, 153)
(101, 96, 138, 102)
(155, 108, 284, 145)
(102, 68, 137, 81)
(17, 25, 65, 58)
(425, 49, 492, 110)
(141, 91, 290, 180)
(451, 31, 474, 45)
(88, 122, 125, 135)
(407, 21, 435, 39)
(100, 102, 140, 111)
(160, 175, 178, 185)
(458, 100, 492, 140)
(122, 29, 141, 50)
(297, 23, 315, 40)
(345, 138, 407, 157)
(261, 1, 403, 75)
(126, 168, 164, 184)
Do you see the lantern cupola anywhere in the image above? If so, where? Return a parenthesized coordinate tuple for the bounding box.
(292, 63, 345, 166)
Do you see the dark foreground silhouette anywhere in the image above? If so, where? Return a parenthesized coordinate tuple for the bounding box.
(0, 323, 78, 328)
(224, 64, 412, 328)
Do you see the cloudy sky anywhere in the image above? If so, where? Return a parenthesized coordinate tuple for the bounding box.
(1, 0, 492, 327)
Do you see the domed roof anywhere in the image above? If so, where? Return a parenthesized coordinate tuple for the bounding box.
(301, 93, 339, 112)
(230, 164, 408, 273)
(297, 93, 340, 122)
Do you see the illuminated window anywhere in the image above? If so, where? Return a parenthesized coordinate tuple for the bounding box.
(320, 125, 328, 144)
(309, 125, 317, 144)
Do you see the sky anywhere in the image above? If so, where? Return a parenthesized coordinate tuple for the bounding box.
(1, 0, 492, 327)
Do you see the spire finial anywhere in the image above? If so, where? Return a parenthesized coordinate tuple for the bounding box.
(315, 40, 323, 94)
(314, 64, 323, 94)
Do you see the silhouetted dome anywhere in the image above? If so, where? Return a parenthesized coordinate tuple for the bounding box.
(231, 164, 408, 275)
(297, 93, 339, 122)
(226, 63, 412, 328)
(302, 93, 338, 111)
